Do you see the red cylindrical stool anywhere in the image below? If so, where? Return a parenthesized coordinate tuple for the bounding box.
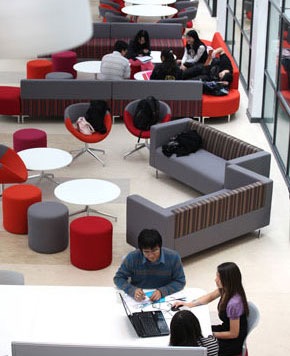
(51, 51, 77, 78)
(13, 128, 47, 152)
(70, 216, 113, 270)
(2, 184, 42, 234)
(26, 59, 53, 79)
(0, 86, 21, 116)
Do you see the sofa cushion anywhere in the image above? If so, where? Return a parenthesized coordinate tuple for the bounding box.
(155, 147, 226, 193)
(172, 181, 265, 238)
(189, 121, 261, 159)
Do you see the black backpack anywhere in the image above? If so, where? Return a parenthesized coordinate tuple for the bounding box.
(85, 100, 109, 134)
(133, 96, 160, 132)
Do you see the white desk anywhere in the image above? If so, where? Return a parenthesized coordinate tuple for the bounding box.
(122, 5, 177, 20)
(0, 286, 212, 356)
(18, 148, 72, 184)
(73, 61, 102, 80)
(54, 178, 121, 220)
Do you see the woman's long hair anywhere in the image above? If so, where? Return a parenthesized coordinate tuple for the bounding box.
(133, 29, 150, 47)
(217, 262, 249, 316)
(169, 310, 203, 346)
(161, 48, 177, 74)
(186, 29, 205, 54)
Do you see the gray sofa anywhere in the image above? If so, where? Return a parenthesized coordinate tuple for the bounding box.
(20, 80, 202, 119)
(70, 22, 184, 59)
(150, 118, 271, 194)
(126, 164, 273, 258)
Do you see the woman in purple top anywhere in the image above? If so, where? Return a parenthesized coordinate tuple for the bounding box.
(173, 262, 249, 356)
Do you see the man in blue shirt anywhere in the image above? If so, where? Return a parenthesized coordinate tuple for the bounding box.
(113, 229, 186, 302)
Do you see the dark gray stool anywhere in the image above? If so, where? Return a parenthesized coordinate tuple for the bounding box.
(45, 71, 73, 79)
(28, 201, 69, 253)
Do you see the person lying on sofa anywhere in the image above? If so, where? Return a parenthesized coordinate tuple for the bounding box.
(113, 228, 186, 302)
(182, 47, 233, 86)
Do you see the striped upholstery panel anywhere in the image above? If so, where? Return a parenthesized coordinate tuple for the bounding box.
(74, 38, 112, 59)
(189, 121, 261, 160)
(22, 99, 111, 117)
(173, 181, 265, 238)
(112, 99, 202, 117)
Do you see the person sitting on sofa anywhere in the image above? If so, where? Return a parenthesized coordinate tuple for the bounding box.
(98, 40, 131, 81)
(150, 48, 182, 80)
(182, 47, 233, 85)
(113, 228, 186, 302)
(177, 30, 208, 74)
(127, 29, 154, 71)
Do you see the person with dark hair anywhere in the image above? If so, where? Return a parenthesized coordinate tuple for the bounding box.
(182, 47, 234, 85)
(150, 48, 182, 80)
(170, 310, 219, 356)
(98, 40, 130, 80)
(127, 30, 151, 59)
(173, 262, 249, 356)
(178, 30, 208, 72)
(127, 30, 154, 72)
(113, 228, 185, 302)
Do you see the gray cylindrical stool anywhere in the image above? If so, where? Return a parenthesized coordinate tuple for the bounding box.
(28, 201, 69, 253)
(45, 71, 73, 79)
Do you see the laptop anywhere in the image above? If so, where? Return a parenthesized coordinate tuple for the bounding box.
(119, 293, 170, 338)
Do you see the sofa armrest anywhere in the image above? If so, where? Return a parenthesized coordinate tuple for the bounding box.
(126, 194, 175, 250)
(227, 150, 271, 177)
(149, 118, 192, 167)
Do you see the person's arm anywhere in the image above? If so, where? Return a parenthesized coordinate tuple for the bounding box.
(124, 61, 131, 79)
(156, 254, 186, 298)
(213, 318, 240, 339)
(190, 45, 207, 64)
(113, 255, 138, 298)
(174, 288, 220, 308)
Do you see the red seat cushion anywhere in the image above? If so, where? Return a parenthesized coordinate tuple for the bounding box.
(0, 86, 21, 115)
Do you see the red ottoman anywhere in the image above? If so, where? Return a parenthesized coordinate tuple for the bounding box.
(13, 128, 47, 152)
(70, 216, 113, 270)
(0, 86, 21, 117)
(2, 184, 42, 234)
(52, 51, 77, 78)
(26, 59, 53, 79)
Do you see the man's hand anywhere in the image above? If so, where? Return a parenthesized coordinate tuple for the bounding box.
(149, 289, 162, 302)
(134, 288, 146, 301)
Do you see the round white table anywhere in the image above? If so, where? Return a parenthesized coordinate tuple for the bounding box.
(121, 4, 177, 20)
(18, 147, 72, 184)
(134, 70, 153, 80)
(73, 61, 101, 80)
(54, 178, 121, 221)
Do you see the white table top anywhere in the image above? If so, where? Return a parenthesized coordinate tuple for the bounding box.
(122, 4, 177, 17)
(127, 0, 176, 5)
(0, 285, 212, 356)
(54, 178, 121, 206)
(134, 70, 153, 80)
(18, 147, 72, 171)
(73, 61, 102, 74)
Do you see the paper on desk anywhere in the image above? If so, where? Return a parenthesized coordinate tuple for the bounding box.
(136, 55, 152, 63)
(123, 290, 186, 311)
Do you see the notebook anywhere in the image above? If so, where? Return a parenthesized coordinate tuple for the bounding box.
(119, 293, 169, 338)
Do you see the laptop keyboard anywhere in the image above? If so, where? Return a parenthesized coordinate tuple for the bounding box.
(137, 314, 160, 335)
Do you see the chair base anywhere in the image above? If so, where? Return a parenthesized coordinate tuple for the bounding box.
(71, 144, 105, 166)
(27, 171, 58, 185)
(69, 205, 117, 222)
(123, 139, 149, 159)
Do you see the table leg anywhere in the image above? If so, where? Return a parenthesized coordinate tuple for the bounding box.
(27, 171, 59, 184)
(69, 205, 117, 221)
